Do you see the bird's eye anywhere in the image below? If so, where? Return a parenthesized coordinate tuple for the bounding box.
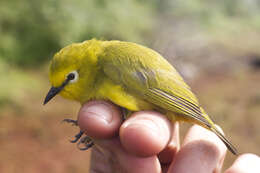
(67, 71, 78, 83)
(67, 73, 75, 80)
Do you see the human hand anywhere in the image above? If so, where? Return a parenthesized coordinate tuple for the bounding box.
(77, 100, 260, 173)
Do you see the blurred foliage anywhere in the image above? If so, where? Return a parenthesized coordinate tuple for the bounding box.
(155, 0, 260, 56)
(165, 0, 260, 27)
(0, 0, 156, 66)
(0, 59, 42, 109)
(1, 0, 260, 67)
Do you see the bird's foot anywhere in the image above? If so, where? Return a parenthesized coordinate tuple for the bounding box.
(62, 118, 94, 150)
(121, 107, 132, 121)
(77, 135, 94, 150)
(70, 130, 84, 143)
(62, 118, 78, 126)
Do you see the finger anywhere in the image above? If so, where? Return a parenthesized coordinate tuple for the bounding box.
(225, 153, 260, 173)
(158, 122, 180, 173)
(120, 111, 172, 157)
(168, 125, 227, 173)
(78, 101, 161, 173)
(77, 100, 122, 138)
(158, 122, 180, 163)
(90, 139, 161, 173)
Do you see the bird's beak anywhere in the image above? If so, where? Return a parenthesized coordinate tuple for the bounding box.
(43, 79, 70, 105)
(43, 86, 63, 105)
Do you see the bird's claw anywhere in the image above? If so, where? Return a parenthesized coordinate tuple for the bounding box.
(62, 118, 94, 150)
(70, 131, 84, 143)
(62, 118, 78, 126)
(77, 136, 94, 150)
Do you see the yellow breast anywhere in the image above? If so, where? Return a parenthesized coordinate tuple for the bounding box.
(94, 78, 154, 111)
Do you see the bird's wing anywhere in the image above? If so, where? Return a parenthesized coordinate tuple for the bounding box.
(145, 87, 211, 127)
(100, 41, 211, 127)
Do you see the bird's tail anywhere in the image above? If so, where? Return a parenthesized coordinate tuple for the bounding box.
(210, 125, 238, 155)
(200, 107, 238, 155)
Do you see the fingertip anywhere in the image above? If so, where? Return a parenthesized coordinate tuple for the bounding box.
(225, 153, 260, 173)
(120, 111, 172, 157)
(168, 125, 227, 173)
(183, 125, 227, 158)
(78, 100, 122, 138)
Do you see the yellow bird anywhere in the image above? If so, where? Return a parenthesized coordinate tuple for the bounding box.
(44, 39, 237, 155)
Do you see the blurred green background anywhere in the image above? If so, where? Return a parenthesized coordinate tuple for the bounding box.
(0, 0, 260, 172)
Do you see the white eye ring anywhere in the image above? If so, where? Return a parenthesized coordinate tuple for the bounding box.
(67, 70, 79, 83)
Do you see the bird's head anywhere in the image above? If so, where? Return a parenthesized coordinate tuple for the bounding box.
(44, 40, 102, 104)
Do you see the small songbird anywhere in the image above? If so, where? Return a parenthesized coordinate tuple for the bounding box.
(44, 39, 237, 155)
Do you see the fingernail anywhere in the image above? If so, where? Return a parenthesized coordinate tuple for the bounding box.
(83, 103, 113, 124)
(123, 118, 161, 137)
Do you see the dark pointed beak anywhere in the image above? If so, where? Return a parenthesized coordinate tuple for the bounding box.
(43, 86, 63, 105)
(43, 78, 70, 105)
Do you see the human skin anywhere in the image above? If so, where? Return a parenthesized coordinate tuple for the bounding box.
(77, 100, 260, 173)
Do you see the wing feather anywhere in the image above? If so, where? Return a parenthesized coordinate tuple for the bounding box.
(147, 88, 211, 127)
(100, 41, 211, 127)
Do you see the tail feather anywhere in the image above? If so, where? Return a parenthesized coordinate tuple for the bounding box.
(211, 126, 238, 155)
(200, 108, 238, 155)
